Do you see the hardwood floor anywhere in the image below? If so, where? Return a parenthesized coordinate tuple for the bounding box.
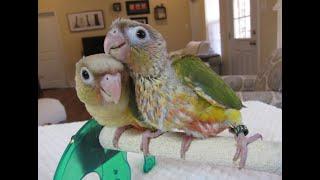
(40, 88, 91, 123)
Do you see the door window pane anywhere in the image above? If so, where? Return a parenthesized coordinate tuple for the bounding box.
(233, 0, 239, 18)
(244, 0, 250, 16)
(234, 19, 239, 38)
(239, 0, 246, 17)
(245, 16, 251, 37)
(233, 0, 251, 39)
(239, 17, 245, 38)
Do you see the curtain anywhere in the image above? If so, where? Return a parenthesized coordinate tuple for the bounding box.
(204, 0, 221, 55)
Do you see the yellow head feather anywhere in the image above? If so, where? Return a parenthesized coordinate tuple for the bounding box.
(75, 53, 135, 126)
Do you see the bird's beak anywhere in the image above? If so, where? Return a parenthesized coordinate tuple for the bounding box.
(100, 73, 122, 104)
(104, 30, 130, 63)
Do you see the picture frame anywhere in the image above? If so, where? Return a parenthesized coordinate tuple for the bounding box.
(67, 10, 105, 32)
(154, 4, 167, 20)
(125, 0, 150, 15)
(112, 3, 121, 12)
(130, 17, 148, 24)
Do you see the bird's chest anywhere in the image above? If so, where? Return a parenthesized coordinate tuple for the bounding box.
(135, 77, 195, 130)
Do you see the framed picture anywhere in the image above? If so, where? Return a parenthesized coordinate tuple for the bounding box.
(154, 4, 167, 20)
(125, 0, 150, 15)
(67, 10, 105, 32)
(130, 17, 148, 24)
(112, 3, 121, 12)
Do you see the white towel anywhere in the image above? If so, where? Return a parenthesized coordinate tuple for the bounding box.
(38, 101, 282, 179)
(99, 101, 282, 175)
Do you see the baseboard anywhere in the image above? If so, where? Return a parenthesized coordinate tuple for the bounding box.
(68, 80, 75, 88)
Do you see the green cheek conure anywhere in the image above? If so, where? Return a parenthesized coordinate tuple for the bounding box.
(75, 54, 157, 173)
(104, 18, 262, 169)
(75, 53, 154, 148)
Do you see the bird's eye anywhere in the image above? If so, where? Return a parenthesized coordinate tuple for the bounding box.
(80, 67, 94, 85)
(127, 26, 150, 44)
(136, 29, 146, 39)
(82, 70, 89, 80)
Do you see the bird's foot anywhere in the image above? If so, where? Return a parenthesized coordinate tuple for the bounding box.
(140, 130, 163, 156)
(113, 125, 133, 148)
(180, 134, 194, 159)
(233, 133, 263, 169)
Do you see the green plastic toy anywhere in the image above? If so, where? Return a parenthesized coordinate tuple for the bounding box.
(54, 119, 156, 180)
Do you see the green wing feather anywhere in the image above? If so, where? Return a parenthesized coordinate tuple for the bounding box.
(172, 55, 244, 110)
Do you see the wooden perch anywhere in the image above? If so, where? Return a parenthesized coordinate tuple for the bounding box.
(99, 127, 282, 175)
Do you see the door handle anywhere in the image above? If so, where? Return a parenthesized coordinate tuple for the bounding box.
(249, 41, 256, 45)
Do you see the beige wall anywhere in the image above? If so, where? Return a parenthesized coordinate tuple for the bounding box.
(189, 0, 206, 40)
(219, 0, 231, 74)
(259, 0, 278, 71)
(39, 0, 192, 86)
(39, 0, 277, 83)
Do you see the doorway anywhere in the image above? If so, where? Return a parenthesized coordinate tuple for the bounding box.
(38, 12, 68, 89)
(228, 0, 258, 75)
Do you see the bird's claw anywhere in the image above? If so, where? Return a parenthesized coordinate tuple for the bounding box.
(112, 125, 133, 149)
(112, 139, 119, 149)
(180, 134, 193, 159)
(140, 130, 163, 156)
(141, 130, 151, 155)
(233, 133, 262, 169)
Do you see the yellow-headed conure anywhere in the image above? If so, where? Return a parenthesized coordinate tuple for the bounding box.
(104, 18, 262, 168)
(75, 53, 154, 148)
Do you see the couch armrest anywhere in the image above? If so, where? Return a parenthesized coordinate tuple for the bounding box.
(169, 49, 184, 57)
(222, 75, 257, 91)
(236, 91, 282, 108)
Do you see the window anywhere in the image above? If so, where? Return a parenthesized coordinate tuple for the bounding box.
(233, 0, 251, 39)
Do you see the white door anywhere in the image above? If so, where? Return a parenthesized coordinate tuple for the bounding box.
(228, 0, 258, 75)
(38, 12, 68, 89)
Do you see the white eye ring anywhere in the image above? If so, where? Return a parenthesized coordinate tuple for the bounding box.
(80, 67, 95, 85)
(110, 28, 118, 35)
(127, 26, 150, 45)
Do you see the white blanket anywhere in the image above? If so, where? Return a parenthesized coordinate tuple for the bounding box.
(38, 101, 282, 180)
